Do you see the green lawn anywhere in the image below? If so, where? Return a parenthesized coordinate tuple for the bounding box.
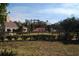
(0, 41, 79, 56)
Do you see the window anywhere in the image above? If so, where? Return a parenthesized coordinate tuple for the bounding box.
(7, 29, 11, 32)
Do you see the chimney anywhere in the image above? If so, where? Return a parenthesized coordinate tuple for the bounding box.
(6, 16, 10, 22)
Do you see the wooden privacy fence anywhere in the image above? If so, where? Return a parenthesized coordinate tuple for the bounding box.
(0, 32, 60, 41)
(0, 32, 79, 41)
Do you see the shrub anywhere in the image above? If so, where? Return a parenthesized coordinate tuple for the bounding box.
(0, 48, 17, 56)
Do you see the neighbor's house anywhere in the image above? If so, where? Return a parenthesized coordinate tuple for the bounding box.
(33, 27, 46, 32)
(50, 28, 57, 32)
(5, 21, 18, 32)
(22, 26, 28, 32)
(4, 17, 28, 33)
(4, 16, 18, 32)
(5, 21, 28, 33)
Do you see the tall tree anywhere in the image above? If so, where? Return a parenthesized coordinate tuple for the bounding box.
(59, 16, 77, 41)
(0, 3, 8, 41)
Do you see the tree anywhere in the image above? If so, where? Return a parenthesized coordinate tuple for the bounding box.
(59, 16, 78, 41)
(0, 3, 9, 41)
(60, 17, 77, 32)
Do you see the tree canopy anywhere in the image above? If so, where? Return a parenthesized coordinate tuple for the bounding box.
(0, 3, 8, 24)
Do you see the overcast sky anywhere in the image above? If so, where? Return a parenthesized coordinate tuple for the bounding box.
(7, 3, 79, 24)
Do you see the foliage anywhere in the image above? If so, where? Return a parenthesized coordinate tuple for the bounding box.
(0, 48, 17, 56)
(0, 3, 9, 41)
(55, 16, 79, 41)
(0, 3, 8, 23)
(59, 17, 78, 32)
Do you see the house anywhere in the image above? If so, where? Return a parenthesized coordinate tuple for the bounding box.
(22, 26, 28, 32)
(5, 21, 18, 32)
(33, 27, 46, 32)
(50, 28, 57, 32)
(4, 17, 18, 32)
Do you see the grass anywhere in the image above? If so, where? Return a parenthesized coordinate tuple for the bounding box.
(0, 41, 79, 56)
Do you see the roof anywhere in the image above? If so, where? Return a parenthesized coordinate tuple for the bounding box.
(5, 21, 18, 28)
(33, 27, 45, 32)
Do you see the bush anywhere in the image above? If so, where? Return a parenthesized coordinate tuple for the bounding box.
(0, 48, 17, 56)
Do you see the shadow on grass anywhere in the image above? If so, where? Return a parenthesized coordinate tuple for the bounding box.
(62, 40, 79, 44)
